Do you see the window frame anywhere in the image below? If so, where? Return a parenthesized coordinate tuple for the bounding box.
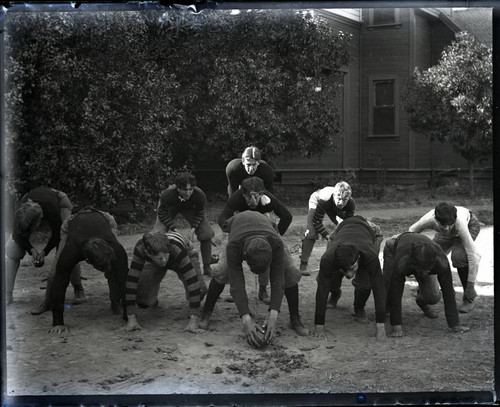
(368, 75, 400, 139)
(367, 8, 402, 29)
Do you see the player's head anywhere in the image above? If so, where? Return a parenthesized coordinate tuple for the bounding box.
(142, 232, 171, 267)
(334, 243, 359, 279)
(244, 236, 272, 274)
(14, 200, 43, 235)
(409, 242, 437, 277)
(332, 181, 352, 209)
(241, 146, 262, 175)
(434, 202, 457, 232)
(175, 173, 196, 200)
(241, 177, 265, 209)
(83, 238, 116, 272)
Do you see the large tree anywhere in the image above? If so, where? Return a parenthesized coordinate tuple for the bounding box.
(401, 32, 492, 194)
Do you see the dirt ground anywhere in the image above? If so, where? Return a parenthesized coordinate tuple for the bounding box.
(3, 204, 495, 404)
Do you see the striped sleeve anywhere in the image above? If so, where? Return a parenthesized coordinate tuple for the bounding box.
(312, 203, 329, 238)
(125, 241, 147, 315)
(308, 190, 321, 210)
(168, 234, 201, 309)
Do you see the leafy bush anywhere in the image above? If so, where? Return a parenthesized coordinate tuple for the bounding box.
(5, 11, 182, 213)
(4, 9, 352, 219)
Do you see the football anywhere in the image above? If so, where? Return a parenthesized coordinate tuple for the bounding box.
(34, 259, 44, 268)
(254, 322, 269, 349)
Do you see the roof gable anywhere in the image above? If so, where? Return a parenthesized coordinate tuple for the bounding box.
(420, 7, 492, 47)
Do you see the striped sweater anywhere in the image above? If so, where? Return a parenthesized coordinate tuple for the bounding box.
(125, 231, 201, 316)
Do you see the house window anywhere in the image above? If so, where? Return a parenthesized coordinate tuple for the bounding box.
(367, 9, 401, 28)
(373, 9, 396, 24)
(374, 80, 394, 135)
(368, 76, 399, 138)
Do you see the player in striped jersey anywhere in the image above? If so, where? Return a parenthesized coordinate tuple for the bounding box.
(300, 181, 355, 276)
(123, 231, 207, 333)
(162, 230, 207, 301)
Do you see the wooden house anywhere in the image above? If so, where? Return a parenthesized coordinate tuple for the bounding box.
(274, 7, 493, 189)
(196, 7, 492, 193)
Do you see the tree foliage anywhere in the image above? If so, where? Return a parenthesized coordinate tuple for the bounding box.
(4, 9, 351, 215)
(151, 9, 351, 165)
(5, 12, 184, 213)
(401, 32, 492, 191)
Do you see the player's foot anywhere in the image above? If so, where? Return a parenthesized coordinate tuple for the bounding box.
(459, 300, 475, 314)
(30, 300, 51, 315)
(353, 308, 369, 324)
(299, 262, 311, 276)
(199, 311, 211, 330)
(290, 314, 309, 336)
(417, 300, 438, 318)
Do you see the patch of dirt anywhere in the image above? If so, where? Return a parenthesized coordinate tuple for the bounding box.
(4, 204, 495, 401)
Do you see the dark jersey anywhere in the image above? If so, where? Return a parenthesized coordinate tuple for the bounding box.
(225, 158, 275, 195)
(218, 189, 292, 236)
(385, 232, 459, 328)
(315, 216, 385, 325)
(13, 187, 70, 255)
(51, 208, 128, 326)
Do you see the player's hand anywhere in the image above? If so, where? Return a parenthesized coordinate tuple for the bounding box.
(33, 250, 46, 267)
(261, 195, 271, 205)
(49, 325, 69, 335)
(312, 324, 328, 340)
(391, 324, 403, 338)
(30, 248, 40, 258)
(123, 314, 142, 332)
(184, 315, 205, 334)
(263, 310, 278, 344)
(242, 314, 265, 348)
(450, 325, 470, 334)
(187, 228, 196, 242)
(376, 323, 387, 341)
